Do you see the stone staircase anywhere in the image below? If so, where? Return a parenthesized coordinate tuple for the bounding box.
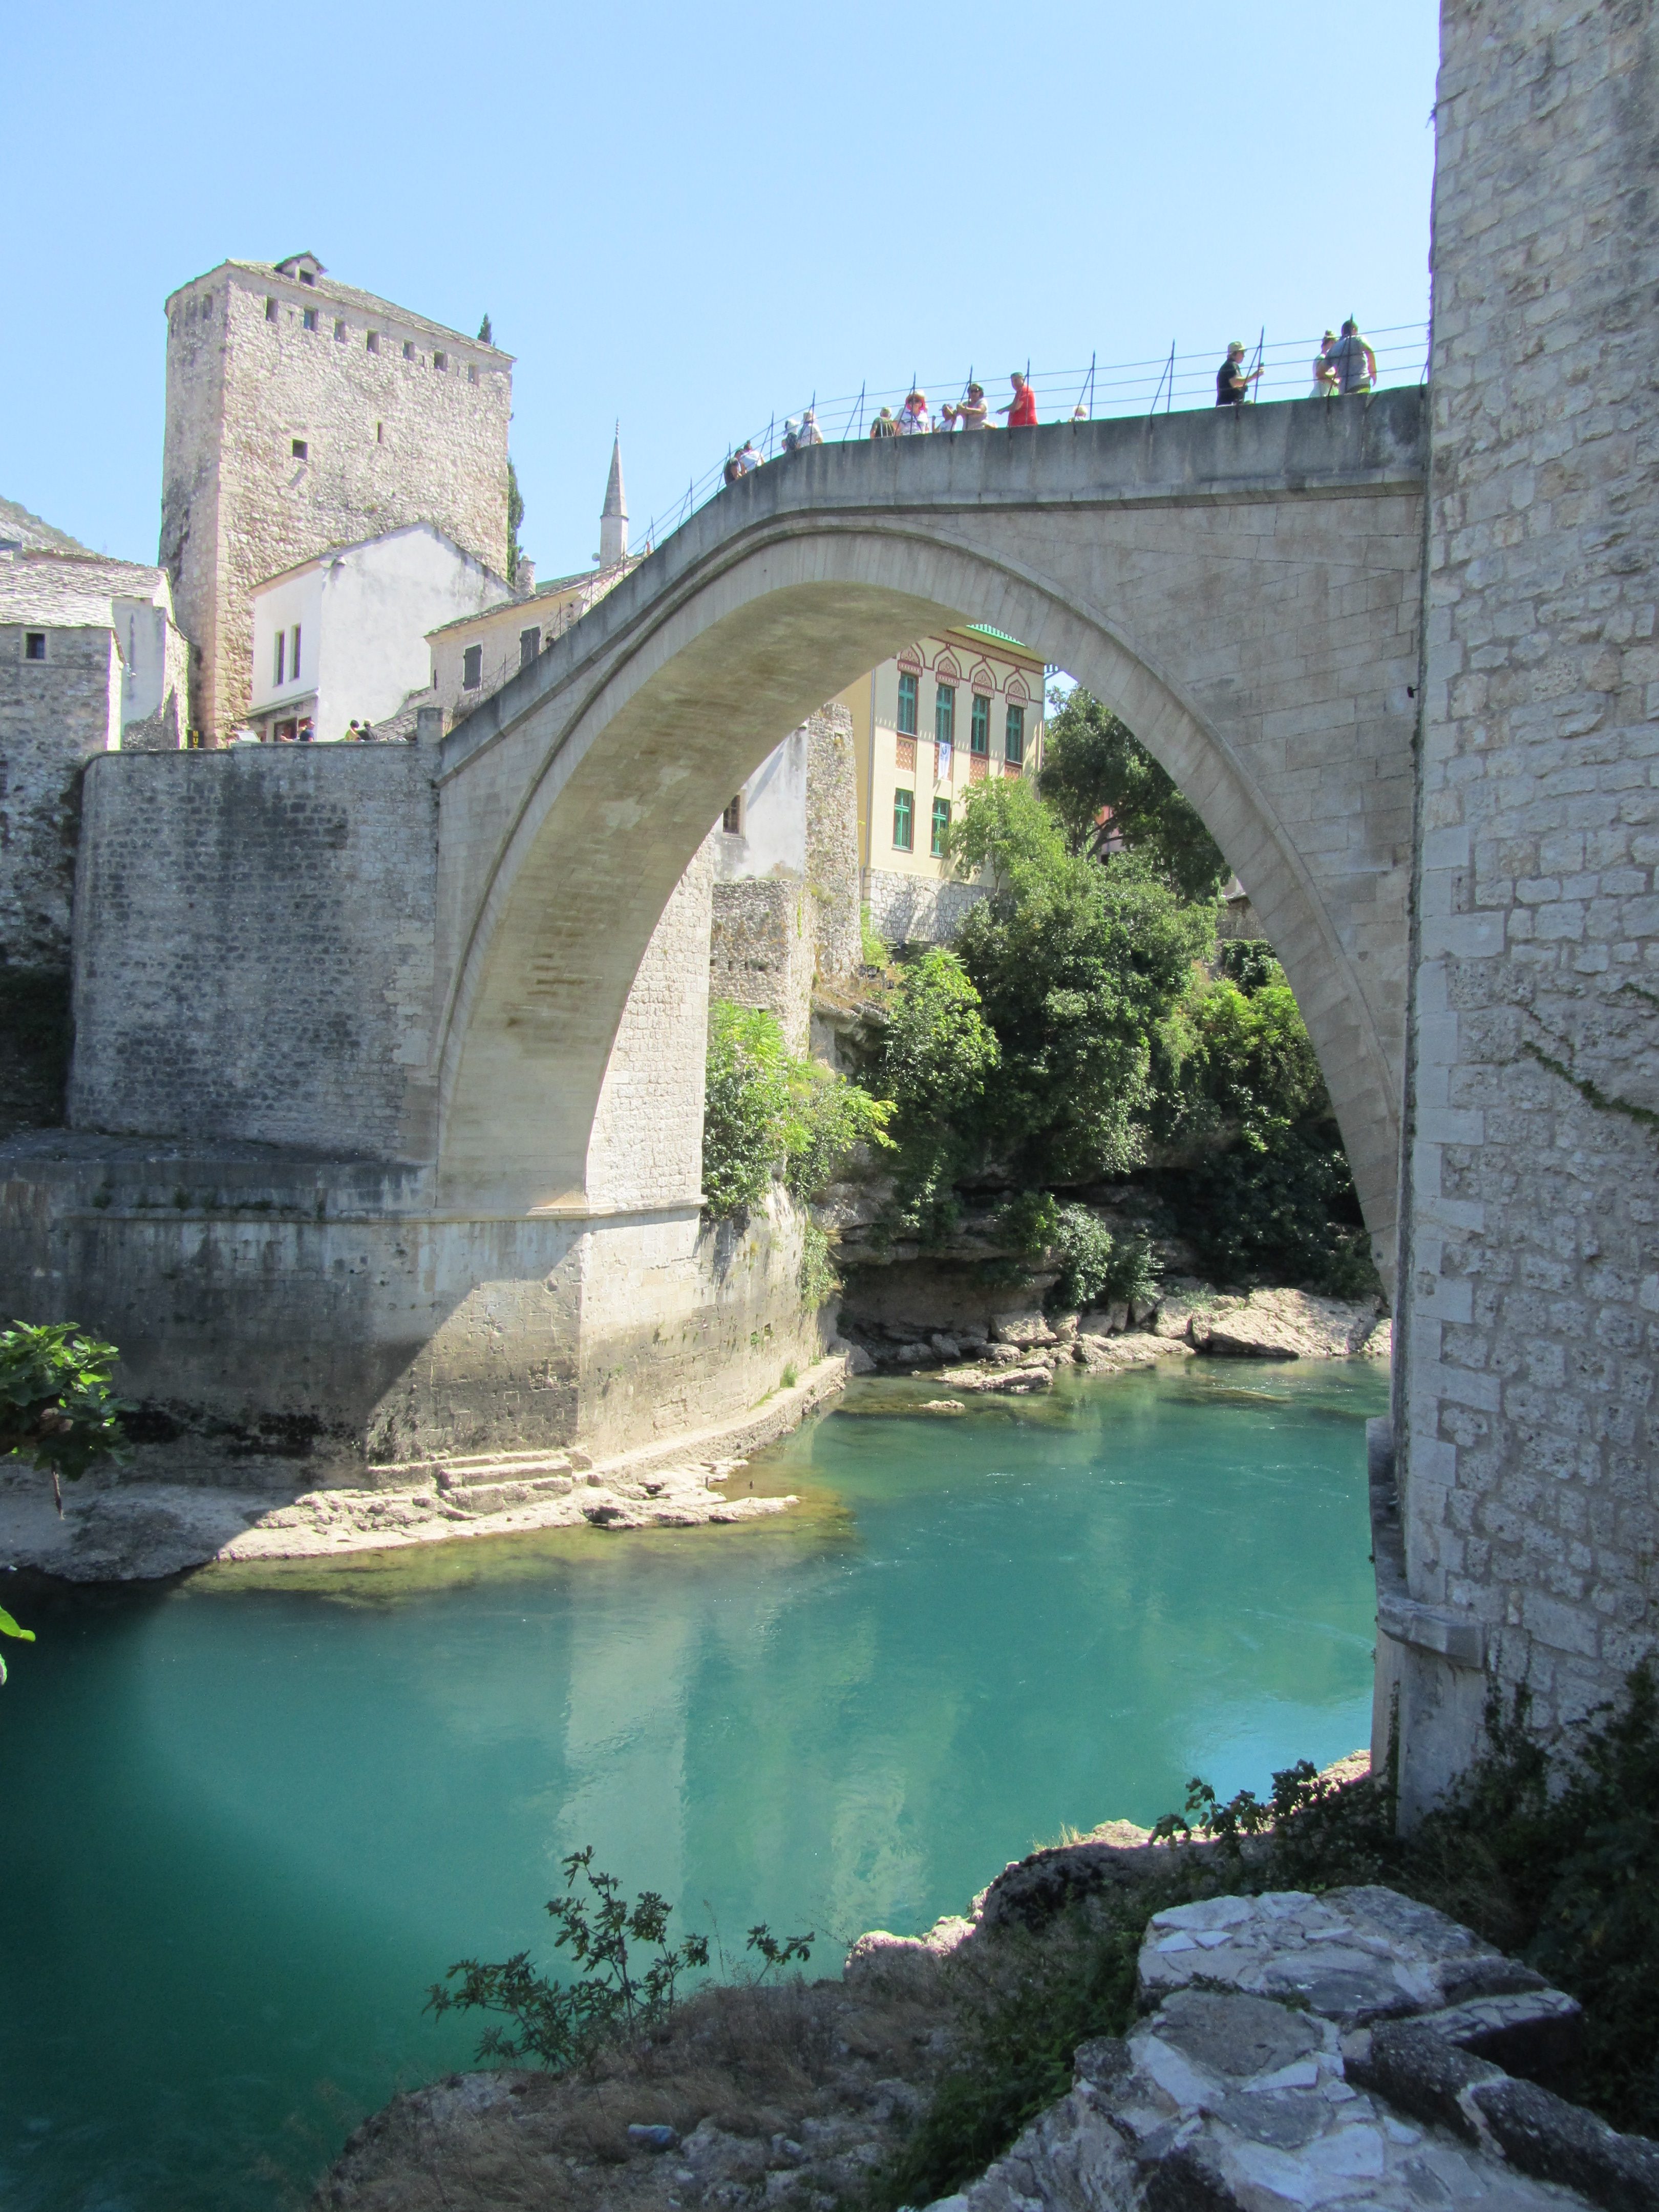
(373, 1445, 591, 1518)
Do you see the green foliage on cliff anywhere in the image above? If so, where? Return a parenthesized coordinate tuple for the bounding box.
(701, 1005, 892, 1308)
(1037, 686, 1228, 900)
(0, 1320, 129, 1504)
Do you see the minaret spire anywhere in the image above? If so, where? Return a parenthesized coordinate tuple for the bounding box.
(599, 426, 628, 568)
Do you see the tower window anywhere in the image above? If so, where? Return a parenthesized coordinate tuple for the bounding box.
(333, 318, 347, 342)
(722, 795, 743, 834)
(299, 269, 316, 285)
(433, 351, 448, 372)
(1004, 704, 1025, 765)
(462, 645, 482, 690)
(302, 308, 318, 332)
(274, 630, 285, 685)
(291, 625, 301, 681)
(291, 438, 308, 460)
(892, 789, 914, 850)
(467, 364, 479, 385)
(970, 693, 990, 754)
(25, 632, 46, 661)
(265, 296, 278, 321)
(403, 341, 415, 360)
(375, 422, 384, 444)
(201, 292, 212, 316)
(366, 331, 380, 354)
(896, 670, 918, 736)
(520, 627, 540, 668)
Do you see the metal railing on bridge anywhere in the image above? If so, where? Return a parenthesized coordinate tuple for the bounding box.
(630, 323, 1430, 557)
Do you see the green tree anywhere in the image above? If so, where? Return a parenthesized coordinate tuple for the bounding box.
(477, 313, 493, 346)
(948, 781, 1214, 1183)
(0, 1320, 129, 1511)
(1152, 950, 1374, 1294)
(1037, 687, 1228, 902)
(506, 457, 525, 586)
(862, 948, 1001, 1239)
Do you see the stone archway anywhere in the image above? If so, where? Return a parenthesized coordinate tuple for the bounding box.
(433, 397, 1423, 1284)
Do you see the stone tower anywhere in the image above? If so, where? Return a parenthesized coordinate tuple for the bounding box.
(159, 252, 513, 741)
(599, 432, 628, 569)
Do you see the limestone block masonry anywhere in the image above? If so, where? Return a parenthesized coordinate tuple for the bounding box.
(69, 746, 441, 1160)
(1385, 0, 1659, 1814)
(161, 260, 511, 741)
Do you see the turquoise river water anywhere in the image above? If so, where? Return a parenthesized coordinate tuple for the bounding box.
(0, 1356, 1388, 2211)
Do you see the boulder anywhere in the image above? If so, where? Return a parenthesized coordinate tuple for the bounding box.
(843, 1343, 876, 1375)
(990, 1311, 1057, 1348)
(1079, 1303, 1130, 1338)
(1194, 1288, 1384, 1360)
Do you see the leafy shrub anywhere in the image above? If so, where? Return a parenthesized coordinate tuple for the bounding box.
(0, 1320, 129, 1506)
(0, 1603, 34, 1685)
(860, 904, 889, 969)
(701, 1002, 890, 1227)
(1171, 1129, 1377, 1296)
(428, 1847, 810, 2072)
(1049, 1204, 1158, 1314)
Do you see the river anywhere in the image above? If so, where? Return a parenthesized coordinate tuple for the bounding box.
(0, 1355, 1387, 2211)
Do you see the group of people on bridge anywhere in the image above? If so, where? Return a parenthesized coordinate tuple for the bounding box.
(1217, 320, 1378, 405)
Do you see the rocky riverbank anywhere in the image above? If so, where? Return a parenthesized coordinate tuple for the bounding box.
(0, 1353, 850, 1583)
(312, 1758, 1648, 2212)
(843, 1283, 1390, 1395)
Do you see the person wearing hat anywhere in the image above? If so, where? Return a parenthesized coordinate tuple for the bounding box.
(797, 409, 823, 447)
(1311, 332, 1339, 397)
(1216, 342, 1262, 406)
(897, 390, 932, 435)
(781, 417, 801, 454)
(943, 382, 989, 431)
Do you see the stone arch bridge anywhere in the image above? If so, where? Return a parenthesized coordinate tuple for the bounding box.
(434, 392, 1423, 1261)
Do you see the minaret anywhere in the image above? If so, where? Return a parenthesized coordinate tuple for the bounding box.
(599, 429, 628, 568)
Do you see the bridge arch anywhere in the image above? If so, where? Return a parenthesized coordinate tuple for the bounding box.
(433, 400, 1424, 1281)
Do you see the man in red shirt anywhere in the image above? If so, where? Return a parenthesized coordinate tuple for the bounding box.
(999, 372, 1038, 427)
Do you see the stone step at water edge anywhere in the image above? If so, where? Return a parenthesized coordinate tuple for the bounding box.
(436, 1475, 578, 1517)
(372, 1445, 586, 1484)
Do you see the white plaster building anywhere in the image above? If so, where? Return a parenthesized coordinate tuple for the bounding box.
(247, 522, 509, 742)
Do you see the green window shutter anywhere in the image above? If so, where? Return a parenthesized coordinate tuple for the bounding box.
(1005, 704, 1025, 765)
(970, 693, 990, 754)
(935, 683, 955, 746)
(930, 797, 951, 856)
(897, 672, 918, 735)
(893, 789, 914, 850)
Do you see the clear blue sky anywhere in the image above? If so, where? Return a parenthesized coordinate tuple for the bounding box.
(7, 1, 1439, 582)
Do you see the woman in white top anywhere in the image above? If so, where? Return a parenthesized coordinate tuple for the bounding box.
(1311, 332, 1338, 397)
(896, 391, 931, 435)
(797, 409, 823, 446)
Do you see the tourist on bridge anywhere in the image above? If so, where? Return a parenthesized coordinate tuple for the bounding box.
(735, 438, 762, 475)
(1311, 331, 1339, 396)
(943, 382, 989, 431)
(1330, 319, 1377, 394)
(781, 417, 801, 453)
(870, 407, 898, 439)
(797, 408, 823, 446)
(723, 452, 742, 486)
(998, 371, 1038, 426)
(1215, 342, 1262, 406)
(897, 391, 932, 434)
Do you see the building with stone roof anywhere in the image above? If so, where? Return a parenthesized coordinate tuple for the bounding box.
(161, 251, 513, 745)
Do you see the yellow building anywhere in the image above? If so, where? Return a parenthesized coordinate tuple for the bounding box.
(835, 624, 1046, 942)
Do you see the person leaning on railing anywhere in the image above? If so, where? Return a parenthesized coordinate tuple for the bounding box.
(1216, 342, 1263, 406)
